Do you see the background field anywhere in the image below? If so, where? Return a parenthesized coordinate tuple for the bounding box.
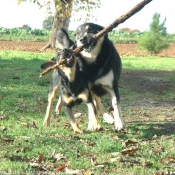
(0, 36, 175, 174)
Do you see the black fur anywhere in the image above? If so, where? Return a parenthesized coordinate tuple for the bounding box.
(75, 22, 124, 131)
(41, 28, 101, 133)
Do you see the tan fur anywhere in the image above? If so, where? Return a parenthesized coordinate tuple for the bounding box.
(77, 89, 89, 102)
(43, 86, 58, 126)
(62, 94, 74, 105)
(59, 58, 77, 82)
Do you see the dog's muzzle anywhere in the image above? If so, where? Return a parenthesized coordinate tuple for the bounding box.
(60, 49, 74, 67)
(78, 35, 97, 52)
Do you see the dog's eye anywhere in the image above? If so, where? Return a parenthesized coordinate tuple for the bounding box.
(76, 31, 80, 36)
(87, 28, 93, 33)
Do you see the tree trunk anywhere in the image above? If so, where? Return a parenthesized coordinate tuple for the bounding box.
(41, 0, 72, 51)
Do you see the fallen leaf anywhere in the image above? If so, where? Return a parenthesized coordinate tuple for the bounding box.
(90, 156, 97, 166)
(167, 156, 175, 162)
(124, 139, 138, 147)
(21, 122, 37, 129)
(111, 152, 120, 156)
(54, 153, 65, 161)
(0, 126, 6, 131)
(121, 146, 138, 155)
(55, 165, 66, 172)
(110, 157, 121, 162)
(29, 162, 40, 168)
(14, 147, 26, 153)
(2, 138, 14, 143)
(74, 113, 82, 118)
(0, 114, 6, 120)
(83, 169, 93, 175)
(143, 161, 153, 167)
(64, 167, 83, 174)
(152, 134, 157, 140)
(37, 152, 44, 164)
(9, 155, 29, 162)
(80, 139, 95, 147)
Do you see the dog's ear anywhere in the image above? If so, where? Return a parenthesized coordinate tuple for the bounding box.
(41, 59, 56, 69)
(56, 28, 74, 49)
(69, 44, 76, 50)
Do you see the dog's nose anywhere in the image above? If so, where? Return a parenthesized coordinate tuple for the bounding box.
(62, 48, 67, 53)
(80, 36, 86, 43)
(80, 35, 92, 44)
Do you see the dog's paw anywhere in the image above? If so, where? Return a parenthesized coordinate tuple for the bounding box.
(103, 113, 114, 124)
(87, 123, 102, 132)
(55, 110, 61, 115)
(43, 121, 50, 126)
(114, 119, 125, 131)
(71, 122, 83, 134)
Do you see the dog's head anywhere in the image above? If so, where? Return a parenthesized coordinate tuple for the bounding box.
(41, 28, 75, 70)
(58, 48, 76, 68)
(75, 23, 105, 53)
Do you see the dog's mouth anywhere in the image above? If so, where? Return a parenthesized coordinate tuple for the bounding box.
(61, 53, 74, 67)
(83, 41, 97, 52)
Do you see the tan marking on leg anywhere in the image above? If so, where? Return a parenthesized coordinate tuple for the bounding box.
(55, 96, 62, 115)
(91, 92, 114, 124)
(70, 121, 82, 133)
(62, 94, 74, 104)
(43, 86, 58, 126)
(77, 89, 88, 102)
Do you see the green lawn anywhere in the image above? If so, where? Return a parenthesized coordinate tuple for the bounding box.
(0, 50, 175, 174)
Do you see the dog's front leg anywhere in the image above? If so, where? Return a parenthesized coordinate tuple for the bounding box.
(86, 102, 101, 131)
(55, 96, 62, 115)
(110, 90, 125, 131)
(43, 86, 58, 126)
(62, 102, 82, 133)
(92, 94, 114, 124)
(79, 91, 101, 131)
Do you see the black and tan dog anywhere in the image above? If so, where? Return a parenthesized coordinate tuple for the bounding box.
(41, 28, 101, 133)
(41, 28, 74, 126)
(75, 22, 125, 131)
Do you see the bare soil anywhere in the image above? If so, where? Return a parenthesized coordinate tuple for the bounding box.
(0, 40, 175, 57)
(0, 40, 174, 124)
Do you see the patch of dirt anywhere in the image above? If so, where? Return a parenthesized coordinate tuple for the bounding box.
(0, 40, 175, 57)
(120, 70, 175, 123)
(0, 40, 174, 124)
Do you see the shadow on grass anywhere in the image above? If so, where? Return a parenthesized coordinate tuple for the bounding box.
(126, 120, 175, 139)
(121, 69, 175, 95)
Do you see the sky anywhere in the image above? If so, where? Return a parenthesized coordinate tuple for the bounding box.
(0, 0, 174, 33)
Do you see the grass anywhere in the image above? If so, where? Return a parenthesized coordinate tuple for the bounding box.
(1, 29, 175, 44)
(0, 34, 50, 42)
(0, 50, 175, 174)
(122, 56, 175, 70)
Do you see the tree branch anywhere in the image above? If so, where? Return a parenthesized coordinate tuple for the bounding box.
(72, 0, 152, 55)
(40, 0, 153, 77)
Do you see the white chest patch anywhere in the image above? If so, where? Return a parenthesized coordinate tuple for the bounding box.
(77, 37, 105, 64)
(95, 70, 114, 88)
